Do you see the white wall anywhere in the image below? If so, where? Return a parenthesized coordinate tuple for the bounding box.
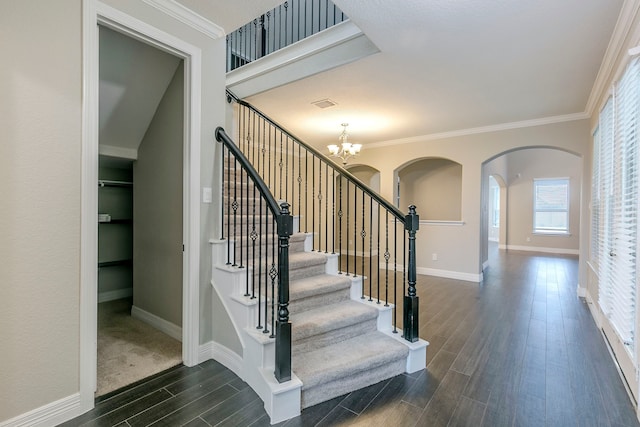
(0, 1, 82, 421)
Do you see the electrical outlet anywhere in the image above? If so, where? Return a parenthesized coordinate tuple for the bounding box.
(432, 253, 438, 261)
(526, 237, 531, 242)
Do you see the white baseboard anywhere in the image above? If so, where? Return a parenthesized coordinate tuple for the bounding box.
(98, 287, 132, 303)
(131, 305, 182, 342)
(505, 245, 579, 255)
(379, 263, 483, 283)
(199, 341, 243, 378)
(417, 267, 482, 283)
(0, 393, 82, 427)
(577, 286, 587, 298)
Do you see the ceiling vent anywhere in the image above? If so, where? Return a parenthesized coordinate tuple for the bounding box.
(311, 98, 338, 109)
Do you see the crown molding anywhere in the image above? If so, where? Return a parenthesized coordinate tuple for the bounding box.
(142, 0, 225, 39)
(367, 112, 589, 149)
(585, 0, 640, 116)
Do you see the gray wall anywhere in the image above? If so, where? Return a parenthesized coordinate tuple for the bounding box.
(133, 64, 184, 327)
(0, 0, 235, 422)
(0, 0, 82, 420)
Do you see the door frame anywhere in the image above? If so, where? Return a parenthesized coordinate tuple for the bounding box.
(81, 0, 201, 411)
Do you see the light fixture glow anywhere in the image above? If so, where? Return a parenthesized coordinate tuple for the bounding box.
(328, 123, 361, 165)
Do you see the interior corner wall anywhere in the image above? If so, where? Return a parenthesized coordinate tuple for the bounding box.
(133, 64, 184, 327)
(0, 1, 82, 422)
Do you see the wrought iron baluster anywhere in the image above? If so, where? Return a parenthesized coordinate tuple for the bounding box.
(278, 130, 283, 200)
(338, 174, 343, 268)
(258, 197, 264, 302)
(250, 184, 257, 298)
(345, 180, 350, 276)
(331, 167, 335, 254)
(304, 149, 308, 233)
(362, 190, 366, 296)
(232, 160, 238, 267)
(312, 154, 316, 250)
(354, 185, 358, 280)
(298, 142, 301, 225)
(221, 145, 225, 240)
(226, 150, 231, 265)
(318, 159, 322, 252)
(370, 197, 374, 303)
(325, 162, 329, 253)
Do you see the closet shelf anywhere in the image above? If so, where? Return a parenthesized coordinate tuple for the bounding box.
(99, 179, 133, 187)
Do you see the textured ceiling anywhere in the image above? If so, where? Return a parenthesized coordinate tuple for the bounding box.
(236, 0, 624, 148)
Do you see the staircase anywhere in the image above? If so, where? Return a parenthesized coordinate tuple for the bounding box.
(211, 154, 426, 423)
(211, 96, 427, 422)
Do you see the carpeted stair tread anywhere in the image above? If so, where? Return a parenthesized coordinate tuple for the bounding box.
(290, 300, 377, 342)
(292, 331, 409, 390)
(289, 274, 351, 301)
(288, 251, 326, 270)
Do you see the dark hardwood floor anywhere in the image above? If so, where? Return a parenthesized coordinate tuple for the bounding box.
(62, 246, 639, 426)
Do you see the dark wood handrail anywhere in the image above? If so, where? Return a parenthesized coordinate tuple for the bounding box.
(216, 125, 293, 381)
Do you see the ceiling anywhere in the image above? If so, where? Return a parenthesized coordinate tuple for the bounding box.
(184, 0, 624, 148)
(99, 26, 181, 158)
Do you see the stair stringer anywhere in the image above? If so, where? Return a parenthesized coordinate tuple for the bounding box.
(209, 237, 303, 424)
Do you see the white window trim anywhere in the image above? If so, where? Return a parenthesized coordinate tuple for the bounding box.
(532, 177, 570, 235)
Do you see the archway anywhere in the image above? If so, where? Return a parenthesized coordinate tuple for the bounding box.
(481, 146, 582, 270)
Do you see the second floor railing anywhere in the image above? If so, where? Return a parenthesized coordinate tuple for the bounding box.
(226, 0, 348, 72)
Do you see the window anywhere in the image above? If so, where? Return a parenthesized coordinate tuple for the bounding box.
(491, 184, 500, 228)
(593, 57, 640, 352)
(533, 178, 569, 233)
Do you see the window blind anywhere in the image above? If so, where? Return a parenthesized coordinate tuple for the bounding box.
(610, 58, 639, 345)
(591, 127, 600, 269)
(597, 58, 640, 349)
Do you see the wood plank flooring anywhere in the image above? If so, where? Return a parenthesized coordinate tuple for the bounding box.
(62, 247, 639, 426)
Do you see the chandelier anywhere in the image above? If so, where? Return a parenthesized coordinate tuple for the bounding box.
(327, 123, 362, 165)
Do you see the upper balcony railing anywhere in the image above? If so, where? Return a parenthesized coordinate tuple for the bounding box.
(226, 0, 348, 72)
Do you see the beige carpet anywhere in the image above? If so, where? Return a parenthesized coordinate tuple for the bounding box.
(97, 298, 182, 397)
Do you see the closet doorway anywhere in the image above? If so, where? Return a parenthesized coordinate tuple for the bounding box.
(97, 25, 184, 397)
